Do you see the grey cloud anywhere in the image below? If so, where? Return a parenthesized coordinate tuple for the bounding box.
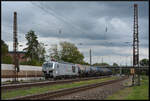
(2, 1, 148, 61)
(38, 1, 148, 19)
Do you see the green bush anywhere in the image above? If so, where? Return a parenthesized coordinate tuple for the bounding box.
(20, 59, 43, 66)
(2, 56, 13, 64)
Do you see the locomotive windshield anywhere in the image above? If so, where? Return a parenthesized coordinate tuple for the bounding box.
(43, 63, 53, 68)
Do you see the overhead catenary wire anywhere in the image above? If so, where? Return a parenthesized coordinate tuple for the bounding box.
(31, 2, 97, 52)
(31, 2, 91, 39)
(31, 2, 120, 49)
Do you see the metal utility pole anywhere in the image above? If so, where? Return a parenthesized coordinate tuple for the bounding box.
(13, 12, 19, 82)
(90, 48, 92, 66)
(133, 4, 140, 86)
(131, 56, 132, 66)
(126, 56, 128, 66)
(120, 61, 122, 76)
(58, 28, 62, 43)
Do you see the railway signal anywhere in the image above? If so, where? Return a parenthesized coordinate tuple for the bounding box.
(130, 68, 135, 74)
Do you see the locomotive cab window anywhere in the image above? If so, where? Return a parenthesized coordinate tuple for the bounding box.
(43, 63, 53, 68)
(43, 64, 47, 68)
(72, 66, 75, 73)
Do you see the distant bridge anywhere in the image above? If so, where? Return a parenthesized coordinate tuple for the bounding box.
(95, 66, 149, 70)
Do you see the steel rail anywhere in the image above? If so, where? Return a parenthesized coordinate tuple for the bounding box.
(1, 76, 111, 91)
(7, 76, 128, 100)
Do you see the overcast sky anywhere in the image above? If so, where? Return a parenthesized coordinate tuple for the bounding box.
(2, 1, 149, 65)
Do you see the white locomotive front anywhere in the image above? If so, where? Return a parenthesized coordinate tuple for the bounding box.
(42, 61, 54, 78)
(42, 61, 79, 79)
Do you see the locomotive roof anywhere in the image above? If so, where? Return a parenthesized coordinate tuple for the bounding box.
(44, 61, 74, 65)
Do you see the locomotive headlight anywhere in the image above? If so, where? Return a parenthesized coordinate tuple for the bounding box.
(47, 71, 49, 74)
(56, 71, 58, 74)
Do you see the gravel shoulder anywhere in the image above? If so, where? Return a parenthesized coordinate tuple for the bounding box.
(51, 76, 131, 100)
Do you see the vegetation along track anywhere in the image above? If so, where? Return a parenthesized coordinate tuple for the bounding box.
(7, 76, 128, 100)
(1, 76, 111, 91)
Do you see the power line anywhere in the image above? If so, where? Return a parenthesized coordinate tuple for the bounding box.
(31, 3, 90, 38)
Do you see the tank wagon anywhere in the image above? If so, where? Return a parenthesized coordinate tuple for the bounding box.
(96, 67, 112, 76)
(89, 67, 99, 77)
(42, 61, 112, 79)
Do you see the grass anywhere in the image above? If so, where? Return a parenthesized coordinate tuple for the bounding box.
(106, 76, 149, 100)
(2, 76, 118, 100)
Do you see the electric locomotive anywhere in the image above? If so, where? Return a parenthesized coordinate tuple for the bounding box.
(42, 61, 78, 79)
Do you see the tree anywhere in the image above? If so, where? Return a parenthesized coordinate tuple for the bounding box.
(1, 40, 8, 57)
(80, 61, 90, 65)
(49, 44, 60, 61)
(140, 58, 149, 66)
(60, 41, 84, 64)
(23, 30, 39, 61)
(113, 63, 119, 66)
(1, 40, 13, 64)
(139, 58, 149, 75)
(93, 62, 109, 66)
(23, 30, 46, 66)
(50, 41, 85, 64)
(37, 42, 46, 62)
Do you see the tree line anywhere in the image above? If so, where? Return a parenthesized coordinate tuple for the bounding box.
(49, 41, 89, 65)
(1, 40, 13, 64)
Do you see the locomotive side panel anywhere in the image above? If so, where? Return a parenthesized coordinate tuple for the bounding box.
(55, 63, 78, 78)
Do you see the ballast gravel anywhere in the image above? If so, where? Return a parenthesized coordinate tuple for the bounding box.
(51, 77, 131, 100)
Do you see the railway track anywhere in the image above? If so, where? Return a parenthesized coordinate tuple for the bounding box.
(1, 76, 111, 91)
(7, 76, 128, 100)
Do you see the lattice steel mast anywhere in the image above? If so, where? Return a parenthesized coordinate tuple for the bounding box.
(133, 4, 140, 86)
(13, 12, 19, 82)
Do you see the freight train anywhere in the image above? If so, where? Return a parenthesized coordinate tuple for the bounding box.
(42, 61, 112, 79)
